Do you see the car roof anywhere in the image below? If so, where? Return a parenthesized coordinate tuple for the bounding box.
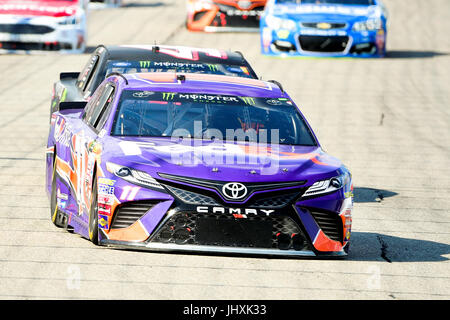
(101, 45, 251, 67)
(107, 72, 286, 98)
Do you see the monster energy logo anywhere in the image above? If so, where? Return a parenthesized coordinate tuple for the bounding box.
(207, 64, 218, 72)
(139, 61, 152, 68)
(240, 97, 256, 105)
(162, 92, 176, 100)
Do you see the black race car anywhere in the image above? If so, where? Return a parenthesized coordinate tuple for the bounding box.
(50, 44, 258, 117)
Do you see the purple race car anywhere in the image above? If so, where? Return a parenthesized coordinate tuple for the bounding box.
(46, 71, 353, 257)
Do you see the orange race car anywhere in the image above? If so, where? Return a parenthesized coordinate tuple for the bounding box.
(186, 0, 267, 32)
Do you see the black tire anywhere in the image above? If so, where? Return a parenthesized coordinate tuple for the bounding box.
(50, 156, 64, 228)
(88, 175, 99, 245)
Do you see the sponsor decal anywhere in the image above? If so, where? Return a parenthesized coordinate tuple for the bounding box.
(123, 46, 228, 61)
(197, 206, 275, 216)
(345, 230, 351, 241)
(57, 188, 68, 201)
(317, 22, 332, 30)
(98, 184, 114, 195)
(279, 4, 369, 16)
(98, 203, 112, 216)
(206, 64, 218, 72)
(238, 1, 252, 10)
(226, 9, 261, 17)
(57, 198, 67, 209)
(222, 182, 248, 200)
(276, 30, 290, 39)
(133, 91, 153, 98)
(300, 29, 347, 36)
(98, 194, 114, 205)
(98, 214, 109, 229)
(54, 118, 71, 148)
(266, 99, 282, 106)
(98, 178, 115, 186)
(0, 4, 78, 16)
(162, 92, 176, 100)
(240, 97, 256, 105)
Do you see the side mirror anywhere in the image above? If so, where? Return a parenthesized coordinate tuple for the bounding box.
(60, 72, 80, 80)
(59, 101, 87, 111)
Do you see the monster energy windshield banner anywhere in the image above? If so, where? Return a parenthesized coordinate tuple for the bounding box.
(123, 90, 294, 107)
(106, 61, 252, 78)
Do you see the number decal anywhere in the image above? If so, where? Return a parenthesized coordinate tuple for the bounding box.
(120, 186, 140, 201)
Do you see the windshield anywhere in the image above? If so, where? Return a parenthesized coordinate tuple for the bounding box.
(106, 60, 255, 79)
(276, 0, 374, 5)
(112, 90, 317, 146)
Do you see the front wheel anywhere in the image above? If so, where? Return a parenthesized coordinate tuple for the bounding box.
(88, 176, 99, 245)
(50, 157, 65, 228)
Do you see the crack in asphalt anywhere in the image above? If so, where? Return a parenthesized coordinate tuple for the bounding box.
(377, 235, 392, 263)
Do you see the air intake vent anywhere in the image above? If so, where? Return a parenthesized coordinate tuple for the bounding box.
(0, 24, 54, 34)
(111, 201, 158, 229)
(308, 210, 343, 243)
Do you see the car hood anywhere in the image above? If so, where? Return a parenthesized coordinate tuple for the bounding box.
(103, 137, 344, 185)
(270, 4, 380, 22)
(0, 0, 78, 17)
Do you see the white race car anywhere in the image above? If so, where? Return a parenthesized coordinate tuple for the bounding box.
(0, 0, 88, 54)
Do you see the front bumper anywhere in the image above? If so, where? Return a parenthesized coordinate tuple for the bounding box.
(261, 26, 386, 58)
(187, 2, 265, 32)
(0, 20, 86, 53)
(95, 175, 353, 258)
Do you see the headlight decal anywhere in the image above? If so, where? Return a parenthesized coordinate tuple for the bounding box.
(106, 162, 164, 190)
(353, 18, 382, 32)
(266, 15, 296, 31)
(301, 171, 351, 198)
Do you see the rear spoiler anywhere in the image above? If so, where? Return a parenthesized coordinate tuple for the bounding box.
(59, 101, 87, 111)
(60, 72, 80, 80)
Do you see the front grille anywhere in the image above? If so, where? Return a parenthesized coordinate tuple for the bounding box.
(0, 24, 54, 35)
(193, 11, 207, 22)
(165, 185, 220, 206)
(110, 200, 158, 229)
(301, 22, 347, 29)
(251, 192, 300, 208)
(308, 209, 343, 243)
(298, 35, 349, 53)
(150, 211, 310, 251)
(0, 42, 71, 51)
(163, 181, 302, 208)
(158, 173, 306, 204)
(213, 5, 264, 28)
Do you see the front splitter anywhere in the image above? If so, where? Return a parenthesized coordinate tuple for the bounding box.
(100, 239, 347, 258)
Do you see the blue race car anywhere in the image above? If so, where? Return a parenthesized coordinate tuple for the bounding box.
(260, 0, 388, 57)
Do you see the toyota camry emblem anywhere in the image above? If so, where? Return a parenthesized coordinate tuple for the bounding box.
(222, 182, 248, 200)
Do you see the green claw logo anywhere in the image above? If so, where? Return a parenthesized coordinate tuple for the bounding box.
(162, 92, 176, 100)
(139, 61, 152, 68)
(240, 97, 256, 105)
(207, 64, 218, 72)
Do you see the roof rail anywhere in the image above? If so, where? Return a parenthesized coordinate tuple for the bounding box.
(106, 72, 129, 85)
(268, 80, 284, 93)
